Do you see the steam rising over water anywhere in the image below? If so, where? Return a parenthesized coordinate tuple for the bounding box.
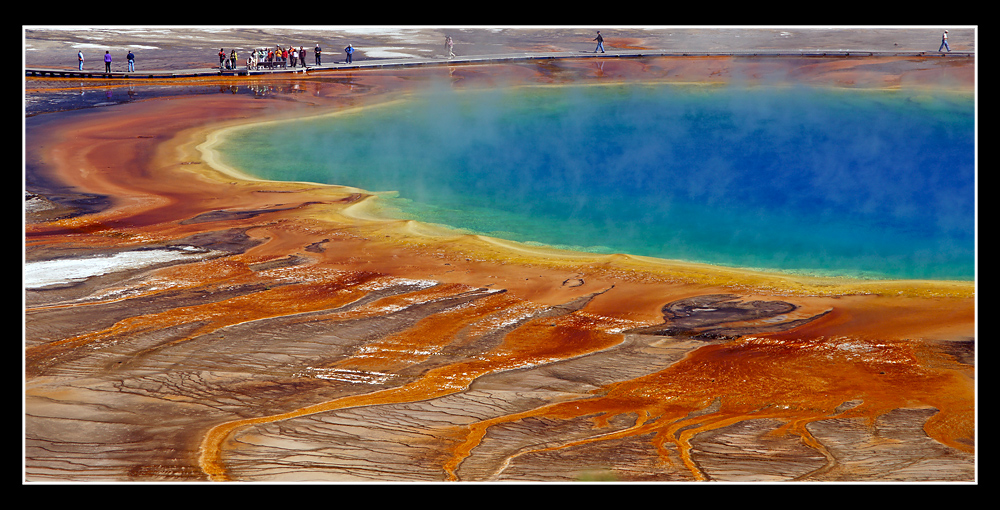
(217, 83, 975, 281)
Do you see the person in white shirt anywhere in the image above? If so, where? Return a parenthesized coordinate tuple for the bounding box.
(939, 30, 951, 52)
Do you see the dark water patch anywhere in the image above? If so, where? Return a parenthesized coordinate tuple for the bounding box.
(629, 294, 831, 340)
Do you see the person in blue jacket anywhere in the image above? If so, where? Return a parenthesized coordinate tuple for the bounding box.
(104, 51, 112, 72)
(344, 44, 354, 63)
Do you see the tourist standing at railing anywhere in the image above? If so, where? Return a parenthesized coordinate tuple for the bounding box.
(315, 44, 322, 66)
(104, 51, 112, 72)
(230, 49, 238, 70)
(219, 49, 226, 69)
(345, 44, 354, 63)
(289, 46, 297, 67)
(127, 50, 135, 72)
(78, 50, 84, 70)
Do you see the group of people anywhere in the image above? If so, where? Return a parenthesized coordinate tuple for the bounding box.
(77, 49, 137, 72)
(218, 43, 358, 71)
(238, 45, 313, 70)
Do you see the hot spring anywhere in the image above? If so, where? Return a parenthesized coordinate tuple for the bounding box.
(215, 83, 975, 281)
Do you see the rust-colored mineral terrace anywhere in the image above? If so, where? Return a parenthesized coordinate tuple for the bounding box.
(24, 56, 975, 482)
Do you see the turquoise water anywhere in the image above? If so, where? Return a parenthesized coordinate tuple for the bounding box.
(217, 84, 975, 281)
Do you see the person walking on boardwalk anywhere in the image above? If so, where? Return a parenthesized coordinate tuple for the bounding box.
(446, 36, 455, 58)
(104, 51, 112, 72)
(127, 50, 135, 72)
(77, 50, 84, 70)
(939, 30, 951, 52)
(345, 44, 354, 63)
(593, 31, 605, 53)
(315, 44, 322, 66)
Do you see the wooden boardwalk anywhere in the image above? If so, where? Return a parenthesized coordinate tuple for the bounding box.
(25, 49, 974, 80)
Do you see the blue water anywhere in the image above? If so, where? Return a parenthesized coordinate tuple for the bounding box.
(217, 84, 975, 281)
